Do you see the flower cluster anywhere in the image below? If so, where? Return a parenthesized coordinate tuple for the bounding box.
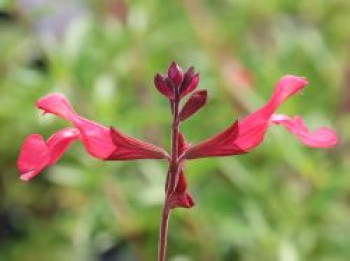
(154, 62, 200, 101)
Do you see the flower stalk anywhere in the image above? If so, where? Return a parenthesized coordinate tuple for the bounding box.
(158, 87, 181, 261)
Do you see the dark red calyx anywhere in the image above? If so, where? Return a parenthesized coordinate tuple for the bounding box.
(179, 67, 199, 98)
(179, 89, 207, 121)
(154, 73, 174, 100)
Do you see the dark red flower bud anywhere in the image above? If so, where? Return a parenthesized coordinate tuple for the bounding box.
(154, 73, 174, 100)
(168, 171, 195, 209)
(107, 127, 169, 160)
(180, 67, 199, 98)
(168, 133, 195, 209)
(179, 90, 207, 121)
(167, 61, 183, 87)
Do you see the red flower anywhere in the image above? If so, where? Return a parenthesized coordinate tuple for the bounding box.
(17, 93, 169, 181)
(184, 75, 338, 159)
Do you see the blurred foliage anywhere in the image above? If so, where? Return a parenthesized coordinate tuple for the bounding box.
(0, 0, 349, 260)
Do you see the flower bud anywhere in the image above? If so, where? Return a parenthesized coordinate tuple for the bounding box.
(180, 67, 199, 98)
(179, 90, 207, 121)
(168, 61, 183, 87)
(154, 73, 174, 100)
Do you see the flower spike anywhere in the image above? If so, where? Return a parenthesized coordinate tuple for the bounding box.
(17, 62, 339, 261)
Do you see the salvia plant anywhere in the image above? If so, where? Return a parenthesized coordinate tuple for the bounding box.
(18, 62, 338, 261)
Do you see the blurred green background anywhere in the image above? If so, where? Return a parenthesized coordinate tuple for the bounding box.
(0, 0, 349, 260)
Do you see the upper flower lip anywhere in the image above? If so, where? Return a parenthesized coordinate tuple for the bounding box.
(37, 93, 116, 159)
(36, 92, 76, 120)
(273, 75, 308, 101)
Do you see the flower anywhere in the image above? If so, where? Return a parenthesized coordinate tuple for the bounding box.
(184, 75, 338, 159)
(17, 93, 169, 181)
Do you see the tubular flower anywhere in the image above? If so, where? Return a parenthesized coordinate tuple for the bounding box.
(184, 75, 338, 159)
(17, 93, 169, 181)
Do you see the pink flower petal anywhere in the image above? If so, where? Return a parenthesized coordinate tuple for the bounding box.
(18, 134, 50, 181)
(46, 128, 80, 164)
(17, 128, 79, 181)
(271, 114, 338, 148)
